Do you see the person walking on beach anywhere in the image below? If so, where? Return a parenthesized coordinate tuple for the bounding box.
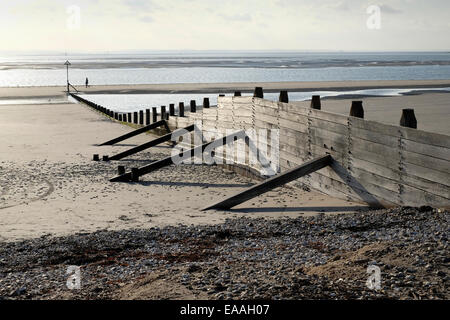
(85, 77, 89, 88)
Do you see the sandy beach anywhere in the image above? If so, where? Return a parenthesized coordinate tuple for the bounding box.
(0, 99, 367, 242)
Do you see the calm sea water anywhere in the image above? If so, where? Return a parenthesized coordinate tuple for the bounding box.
(1, 52, 450, 87)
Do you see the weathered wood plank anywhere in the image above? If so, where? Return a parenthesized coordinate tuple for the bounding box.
(402, 139, 450, 161)
(99, 120, 168, 146)
(403, 162, 450, 187)
(203, 155, 332, 210)
(351, 126, 399, 148)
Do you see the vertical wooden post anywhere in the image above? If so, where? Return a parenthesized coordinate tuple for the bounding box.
(190, 100, 196, 113)
(93, 154, 99, 161)
(350, 101, 364, 118)
(400, 109, 417, 129)
(179, 102, 185, 117)
(118, 166, 126, 175)
(169, 104, 175, 116)
(152, 107, 157, 123)
(203, 98, 210, 108)
(127, 113, 132, 123)
(139, 110, 144, 125)
(279, 91, 289, 103)
(131, 168, 139, 182)
(311, 95, 321, 110)
(146, 109, 150, 125)
(133, 112, 138, 124)
(118, 114, 123, 122)
(161, 106, 166, 121)
(234, 91, 242, 97)
(254, 87, 264, 98)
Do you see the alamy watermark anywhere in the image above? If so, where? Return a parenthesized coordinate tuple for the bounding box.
(170, 124, 280, 177)
(366, 265, 381, 290)
(366, 5, 381, 30)
(66, 265, 81, 290)
(67, 5, 81, 30)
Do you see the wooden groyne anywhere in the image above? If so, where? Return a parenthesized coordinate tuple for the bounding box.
(72, 89, 450, 208)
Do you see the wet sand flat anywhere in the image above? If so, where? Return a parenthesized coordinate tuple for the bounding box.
(1, 79, 450, 98)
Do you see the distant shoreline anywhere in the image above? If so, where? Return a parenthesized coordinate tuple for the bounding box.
(1, 79, 450, 99)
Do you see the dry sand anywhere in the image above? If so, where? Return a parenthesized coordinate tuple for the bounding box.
(0, 101, 365, 242)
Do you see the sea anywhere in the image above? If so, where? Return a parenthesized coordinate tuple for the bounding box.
(1, 51, 450, 111)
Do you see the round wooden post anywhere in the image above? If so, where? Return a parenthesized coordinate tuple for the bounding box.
(254, 87, 264, 98)
(190, 100, 196, 113)
(102, 155, 109, 162)
(118, 114, 123, 122)
(169, 104, 175, 116)
(400, 109, 417, 129)
(146, 109, 150, 125)
(203, 98, 210, 108)
(279, 91, 289, 103)
(127, 113, 132, 123)
(118, 166, 126, 175)
(234, 91, 241, 97)
(161, 106, 166, 121)
(311, 95, 321, 110)
(93, 154, 99, 161)
(133, 112, 138, 124)
(179, 102, 185, 117)
(350, 101, 364, 118)
(139, 110, 144, 125)
(131, 168, 139, 182)
(152, 107, 157, 123)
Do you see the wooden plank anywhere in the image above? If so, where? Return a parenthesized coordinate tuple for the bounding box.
(400, 126, 450, 148)
(254, 112, 278, 125)
(108, 124, 195, 161)
(203, 155, 332, 210)
(351, 139, 400, 171)
(351, 126, 399, 148)
(309, 171, 397, 208)
(351, 116, 448, 146)
(402, 139, 450, 161)
(232, 96, 254, 105)
(309, 117, 348, 136)
(352, 116, 450, 148)
(351, 157, 401, 182)
(309, 108, 349, 126)
(401, 184, 450, 207)
(402, 150, 450, 175)
(402, 172, 450, 199)
(278, 103, 309, 117)
(403, 162, 450, 187)
(278, 110, 308, 124)
(99, 120, 168, 146)
(279, 118, 308, 133)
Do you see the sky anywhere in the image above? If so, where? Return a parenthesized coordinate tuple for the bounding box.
(0, 0, 449, 53)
